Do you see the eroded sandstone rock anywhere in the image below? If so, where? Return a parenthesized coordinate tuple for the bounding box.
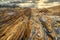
(0, 6, 60, 40)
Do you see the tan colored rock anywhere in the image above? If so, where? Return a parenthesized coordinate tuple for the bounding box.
(0, 6, 60, 40)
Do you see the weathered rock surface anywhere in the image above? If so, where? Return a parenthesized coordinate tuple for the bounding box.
(0, 5, 60, 40)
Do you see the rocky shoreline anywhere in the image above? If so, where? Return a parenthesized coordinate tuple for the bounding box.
(0, 5, 60, 40)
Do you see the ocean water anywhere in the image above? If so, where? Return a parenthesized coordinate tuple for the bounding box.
(47, 0, 60, 2)
(0, 0, 60, 2)
(0, 0, 60, 8)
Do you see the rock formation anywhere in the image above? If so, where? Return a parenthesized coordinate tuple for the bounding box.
(0, 5, 60, 40)
(0, 0, 60, 40)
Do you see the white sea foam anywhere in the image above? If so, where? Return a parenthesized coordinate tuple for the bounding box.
(8, 12, 16, 15)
